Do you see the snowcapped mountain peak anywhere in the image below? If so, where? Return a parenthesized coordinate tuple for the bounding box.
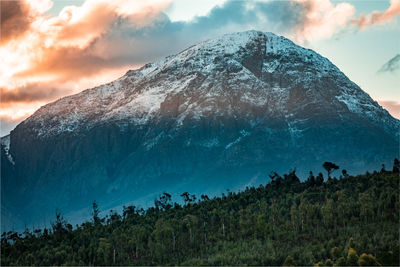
(133, 30, 316, 78)
(17, 30, 398, 140)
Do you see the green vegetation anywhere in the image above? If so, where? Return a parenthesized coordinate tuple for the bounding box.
(1, 160, 399, 266)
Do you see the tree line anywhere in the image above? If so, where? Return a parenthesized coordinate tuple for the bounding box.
(1, 159, 399, 266)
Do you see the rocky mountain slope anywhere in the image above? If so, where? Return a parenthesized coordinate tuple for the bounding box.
(2, 30, 399, 231)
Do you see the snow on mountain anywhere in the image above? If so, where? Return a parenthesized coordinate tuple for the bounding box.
(3, 30, 399, 232)
(21, 31, 397, 141)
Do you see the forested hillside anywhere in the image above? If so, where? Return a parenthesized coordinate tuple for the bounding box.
(1, 160, 399, 266)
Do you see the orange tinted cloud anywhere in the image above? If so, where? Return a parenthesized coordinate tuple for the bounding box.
(1, 0, 170, 83)
(0, 84, 70, 107)
(43, 0, 169, 49)
(0, 0, 170, 121)
(0, 0, 53, 44)
(0, 0, 32, 44)
(353, 0, 400, 29)
(291, 0, 400, 42)
(293, 0, 355, 42)
(0, 65, 135, 135)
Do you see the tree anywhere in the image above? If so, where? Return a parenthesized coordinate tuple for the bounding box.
(325, 259, 333, 266)
(51, 210, 68, 242)
(183, 215, 198, 244)
(97, 238, 113, 265)
(349, 237, 355, 248)
(316, 172, 324, 186)
(331, 246, 340, 260)
(151, 219, 174, 263)
(347, 248, 359, 266)
(180, 192, 190, 205)
(107, 210, 121, 225)
(159, 192, 172, 210)
(283, 255, 296, 266)
(358, 253, 380, 266)
(155, 193, 172, 211)
(51, 210, 67, 234)
(200, 194, 209, 201)
(359, 192, 373, 222)
(306, 171, 315, 186)
(336, 257, 346, 266)
(323, 162, 339, 178)
(1, 168, 399, 266)
(92, 201, 101, 225)
(283, 169, 300, 185)
(290, 203, 300, 231)
(122, 205, 136, 219)
(269, 171, 282, 186)
(393, 158, 399, 173)
(269, 171, 280, 180)
(381, 163, 386, 173)
(129, 225, 146, 259)
(321, 199, 335, 228)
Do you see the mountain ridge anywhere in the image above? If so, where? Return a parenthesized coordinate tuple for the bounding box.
(11, 31, 398, 139)
(2, 30, 399, 231)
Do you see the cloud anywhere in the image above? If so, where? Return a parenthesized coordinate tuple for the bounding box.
(353, 0, 400, 29)
(0, 1, 31, 44)
(1, 1, 36, 44)
(378, 54, 400, 73)
(293, 0, 355, 42)
(43, 0, 170, 49)
(0, 84, 72, 106)
(0, 0, 358, 91)
(0, 0, 54, 44)
(0, 65, 131, 109)
(378, 100, 400, 119)
(160, 0, 356, 43)
(0, 0, 170, 101)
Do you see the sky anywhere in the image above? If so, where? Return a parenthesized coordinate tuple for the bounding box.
(0, 0, 399, 136)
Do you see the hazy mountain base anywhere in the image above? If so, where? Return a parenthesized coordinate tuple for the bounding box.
(1, 164, 399, 266)
(1, 116, 397, 233)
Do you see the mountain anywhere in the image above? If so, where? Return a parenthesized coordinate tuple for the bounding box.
(2, 30, 399, 231)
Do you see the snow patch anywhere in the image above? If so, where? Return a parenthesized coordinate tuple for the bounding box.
(225, 130, 250, 149)
(201, 138, 220, 148)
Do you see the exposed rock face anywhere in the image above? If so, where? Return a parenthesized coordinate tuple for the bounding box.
(2, 31, 399, 230)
